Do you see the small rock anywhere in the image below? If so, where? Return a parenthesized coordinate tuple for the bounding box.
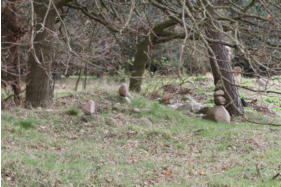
(214, 90, 224, 96)
(124, 96, 131, 103)
(177, 100, 204, 113)
(214, 96, 226, 105)
(215, 80, 223, 90)
(205, 106, 231, 123)
(140, 117, 153, 127)
(133, 108, 140, 113)
(168, 103, 183, 109)
(119, 83, 131, 98)
(161, 92, 174, 104)
(196, 106, 210, 114)
(82, 100, 95, 115)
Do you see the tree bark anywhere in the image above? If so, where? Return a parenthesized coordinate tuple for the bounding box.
(205, 1, 244, 116)
(129, 19, 177, 92)
(25, 0, 58, 107)
(1, 0, 25, 105)
(129, 38, 150, 92)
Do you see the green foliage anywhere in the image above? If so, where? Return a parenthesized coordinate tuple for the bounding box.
(1, 114, 15, 123)
(66, 107, 80, 116)
(14, 118, 38, 129)
(208, 84, 215, 90)
(195, 75, 206, 81)
(264, 96, 279, 104)
(239, 93, 246, 99)
(207, 97, 214, 104)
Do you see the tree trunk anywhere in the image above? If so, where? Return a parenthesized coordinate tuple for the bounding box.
(129, 38, 150, 92)
(25, 0, 57, 107)
(1, 0, 25, 105)
(129, 19, 177, 92)
(205, 1, 244, 116)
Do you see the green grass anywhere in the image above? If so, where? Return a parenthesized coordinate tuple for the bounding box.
(2, 78, 281, 186)
(66, 106, 80, 116)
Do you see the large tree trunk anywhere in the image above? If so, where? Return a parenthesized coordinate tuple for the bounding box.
(205, 1, 244, 116)
(25, 0, 57, 107)
(1, 0, 25, 105)
(129, 20, 177, 92)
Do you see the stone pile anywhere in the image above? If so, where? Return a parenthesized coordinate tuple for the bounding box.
(204, 80, 231, 123)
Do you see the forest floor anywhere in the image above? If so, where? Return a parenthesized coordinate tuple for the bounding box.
(1, 74, 281, 186)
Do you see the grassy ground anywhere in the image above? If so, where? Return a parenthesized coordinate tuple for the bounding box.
(1, 76, 281, 186)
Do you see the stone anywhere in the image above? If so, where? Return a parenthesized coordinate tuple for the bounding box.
(177, 99, 204, 113)
(214, 89, 224, 96)
(214, 96, 226, 105)
(205, 106, 231, 123)
(82, 100, 95, 115)
(168, 102, 183, 109)
(119, 83, 131, 98)
(133, 107, 140, 113)
(124, 96, 131, 104)
(161, 92, 174, 104)
(215, 80, 223, 90)
(140, 117, 153, 127)
(196, 106, 210, 114)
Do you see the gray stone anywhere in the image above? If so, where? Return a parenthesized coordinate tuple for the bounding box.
(205, 106, 231, 123)
(214, 96, 226, 105)
(215, 80, 223, 90)
(119, 83, 132, 98)
(214, 90, 224, 96)
(177, 100, 204, 113)
(133, 107, 140, 113)
(168, 102, 183, 109)
(140, 117, 153, 127)
(82, 100, 95, 115)
(196, 106, 210, 114)
(124, 96, 131, 104)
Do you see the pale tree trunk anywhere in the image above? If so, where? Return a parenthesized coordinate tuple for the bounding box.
(25, 0, 57, 107)
(129, 38, 150, 92)
(205, 1, 244, 116)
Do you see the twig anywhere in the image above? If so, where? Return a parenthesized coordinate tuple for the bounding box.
(255, 163, 263, 180)
(272, 173, 281, 180)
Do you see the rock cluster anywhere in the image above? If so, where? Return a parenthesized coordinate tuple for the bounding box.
(214, 89, 226, 105)
(204, 80, 231, 123)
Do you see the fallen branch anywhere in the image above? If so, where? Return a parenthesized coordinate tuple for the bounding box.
(243, 117, 281, 127)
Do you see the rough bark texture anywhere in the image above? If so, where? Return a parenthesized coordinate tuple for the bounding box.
(1, 0, 25, 105)
(25, 0, 73, 107)
(25, 0, 57, 107)
(129, 20, 177, 92)
(205, 1, 244, 116)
